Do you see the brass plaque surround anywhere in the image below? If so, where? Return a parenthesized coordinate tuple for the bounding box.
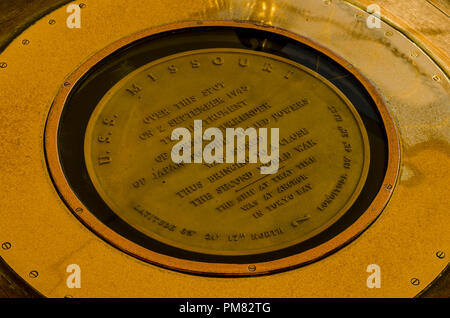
(45, 21, 398, 276)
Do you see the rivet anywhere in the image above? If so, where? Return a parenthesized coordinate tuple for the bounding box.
(29, 270, 39, 278)
(248, 265, 256, 272)
(436, 251, 445, 259)
(49, 19, 56, 25)
(22, 39, 30, 45)
(432, 75, 441, 82)
(410, 278, 420, 286)
(0, 62, 7, 68)
(1, 242, 11, 250)
(64, 82, 71, 87)
(384, 184, 393, 190)
(75, 207, 83, 213)
(79, 3, 86, 8)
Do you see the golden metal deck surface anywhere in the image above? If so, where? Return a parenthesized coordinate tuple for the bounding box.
(0, 0, 448, 297)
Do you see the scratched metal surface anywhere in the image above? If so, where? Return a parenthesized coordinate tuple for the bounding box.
(0, 0, 70, 298)
(0, 0, 448, 297)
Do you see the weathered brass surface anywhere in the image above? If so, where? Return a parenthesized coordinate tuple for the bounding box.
(84, 49, 369, 255)
(0, 0, 448, 297)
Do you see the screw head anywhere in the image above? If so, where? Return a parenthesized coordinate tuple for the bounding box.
(432, 75, 441, 82)
(79, 3, 86, 8)
(410, 278, 420, 286)
(248, 264, 256, 272)
(49, 19, 56, 25)
(385, 184, 393, 190)
(1, 242, 11, 250)
(22, 39, 30, 45)
(29, 270, 39, 278)
(0, 62, 7, 68)
(436, 251, 445, 259)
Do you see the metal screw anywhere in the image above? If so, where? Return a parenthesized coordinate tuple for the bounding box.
(22, 39, 30, 45)
(385, 30, 393, 37)
(64, 82, 71, 87)
(75, 207, 83, 213)
(410, 278, 420, 286)
(29, 270, 39, 278)
(385, 184, 393, 190)
(1, 242, 11, 250)
(436, 251, 445, 259)
(432, 75, 441, 82)
(248, 264, 256, 272)
(79, 3, 86, 8)
(49, 19, 56, 25)
(0, 62, 7, 68)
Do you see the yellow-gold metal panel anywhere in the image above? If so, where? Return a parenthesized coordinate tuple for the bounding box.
(0, 0, 448, 297)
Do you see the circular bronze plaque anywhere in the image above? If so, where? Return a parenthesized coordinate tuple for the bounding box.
(84, 48, 370, 256)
